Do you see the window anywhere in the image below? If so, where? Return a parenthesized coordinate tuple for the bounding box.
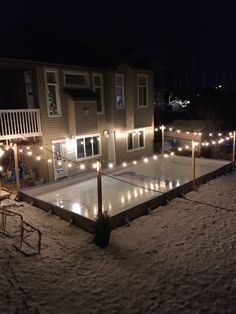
(93, 74, 104, 113)
(137, 74, 148, 107)
(64, 72, 89, 88)
(127, 130, 145, 151)
(45, 70, 61, 116)
(76, 135, 101, 159)
(24, 71, 35, 109)
(115, 74, 125, 108)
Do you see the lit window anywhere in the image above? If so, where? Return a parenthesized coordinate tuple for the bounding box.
(115, 74, 125, 108)
(76, 135, 101, 159)
(137, 74, 148, 107)
(45, 70, 61, 116)
(93, 74, 104, 113)
(127, 130, 145, 150)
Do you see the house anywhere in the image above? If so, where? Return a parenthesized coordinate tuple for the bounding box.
(0, 54, 154, 182)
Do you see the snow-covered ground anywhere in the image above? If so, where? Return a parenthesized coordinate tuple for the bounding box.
(1, 170, 236, 313)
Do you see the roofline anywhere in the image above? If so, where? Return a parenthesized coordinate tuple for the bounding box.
(0, 57, 106, 72)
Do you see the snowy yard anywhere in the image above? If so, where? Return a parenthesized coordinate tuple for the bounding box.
(1, 170, 236, 313)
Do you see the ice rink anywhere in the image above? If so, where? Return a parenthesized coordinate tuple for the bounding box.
(31, 155, 230, 220)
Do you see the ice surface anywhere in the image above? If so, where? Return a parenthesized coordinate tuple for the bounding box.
(33, 155, 229, 219)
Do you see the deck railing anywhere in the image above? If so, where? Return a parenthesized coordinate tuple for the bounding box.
(0, 109, 42, 140)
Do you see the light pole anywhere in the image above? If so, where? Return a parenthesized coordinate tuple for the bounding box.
(160, 125, 165, 154)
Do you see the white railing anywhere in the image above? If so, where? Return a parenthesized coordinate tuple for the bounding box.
(0, 109, 42, 140)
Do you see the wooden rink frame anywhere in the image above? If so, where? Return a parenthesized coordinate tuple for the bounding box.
(0, 205, 42, 256)
(19, 161, 233, 234)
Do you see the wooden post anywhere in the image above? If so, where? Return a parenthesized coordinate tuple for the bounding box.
(97, 160, 103, 217)
(13, 144, 20, 193)
(160, 125, 165, 154)
(233, 130, 236, 170)
(0, 148, 3, 204)
(192, 140, 196, 190)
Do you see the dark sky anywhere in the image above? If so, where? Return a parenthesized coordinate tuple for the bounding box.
(1, 0, 236, 91)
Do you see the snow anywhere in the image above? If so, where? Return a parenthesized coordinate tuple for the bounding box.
(1, 169, 236, 313)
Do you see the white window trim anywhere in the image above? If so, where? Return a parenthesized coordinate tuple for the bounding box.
(115, 73, 125, 109)
(45, 68, 62, 118)
(93, 73, 105, 114)
(137, 74, 148, 108)
(75, 133, 101, 160)
(126, 129, 145, 152)
(63, 71, 89, 88)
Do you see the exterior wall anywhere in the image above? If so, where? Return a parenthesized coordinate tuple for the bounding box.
(75, 100, 98, 134)
(8, 61, 155, 181)
(114, 126, 154, 164)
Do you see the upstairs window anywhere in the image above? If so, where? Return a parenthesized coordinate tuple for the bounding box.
(45, 70, 61, 116)
(24, 71, 35, 109)
(76, 135, 101, 159)
(93, 74, 104, 113)
(115, 74, 125, 108)
(137, 74, 148, 107)
(64, 72, 89, 88)
(127, 129, 145, 151)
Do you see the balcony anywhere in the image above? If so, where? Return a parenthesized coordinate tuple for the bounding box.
(0, 109, 42, 140)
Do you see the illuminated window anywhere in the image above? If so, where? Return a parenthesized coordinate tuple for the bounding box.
(127, 130, 145, 150)
(115, 74, 125, 108)
(45, 70, 61, 116)
(137, 74, 148, 107)
(93, 74, 104, 113)
(76, 135, 100, 159)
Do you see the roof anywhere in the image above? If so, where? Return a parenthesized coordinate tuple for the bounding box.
(64, 88, 98, 100)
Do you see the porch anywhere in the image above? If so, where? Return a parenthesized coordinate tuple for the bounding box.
(0, 109, 42, 140)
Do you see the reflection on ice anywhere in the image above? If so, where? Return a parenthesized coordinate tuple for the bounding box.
(34, 156, 229, 220)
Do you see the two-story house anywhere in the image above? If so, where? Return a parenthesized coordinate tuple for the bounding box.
(0, 54, 154, 183)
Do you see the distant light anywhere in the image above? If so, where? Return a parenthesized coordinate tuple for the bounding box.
(40, 146, 44, 150)
(108, 163, 113, 168)
(170, 152, 175, 156)
(122, 162, 127, 167)
(80, 164, 85, 170)
(133, 160, 137, 165)
(153, 155, 158, 160)
(144, 158, 148, 163)
(36, 156, 41, 161)
(164, 154, 168, 158)
(48, 159, 52, 163)
(68, 163, 72, 168)
(27, 151, 32, 156)
(92, 163, 97, 169)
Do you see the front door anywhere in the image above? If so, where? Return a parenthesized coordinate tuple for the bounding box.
(52, 140, 68, 180)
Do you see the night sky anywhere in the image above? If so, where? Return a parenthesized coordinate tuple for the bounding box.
(1, 0, 236, 91)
